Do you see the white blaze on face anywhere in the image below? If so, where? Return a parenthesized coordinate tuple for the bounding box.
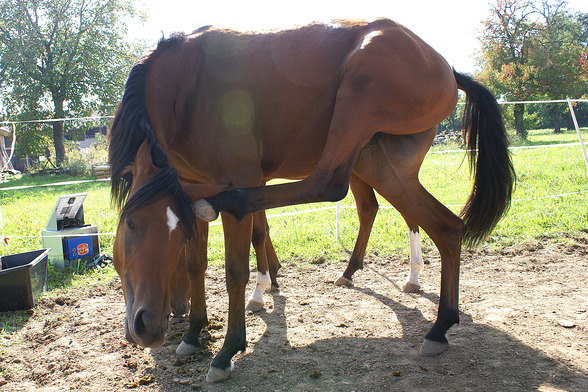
(166, 206, 179, 238)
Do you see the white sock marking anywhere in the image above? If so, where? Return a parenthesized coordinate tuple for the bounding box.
(248, 271, 271, 304)
(406, 229, 424, 286)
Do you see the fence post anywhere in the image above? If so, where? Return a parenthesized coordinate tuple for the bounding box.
(567, 98, 588, 173)
(335, 202, 340, 242)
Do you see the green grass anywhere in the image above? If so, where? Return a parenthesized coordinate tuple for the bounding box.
(1, 127, 587, 272)
(0, 174, 118, 259)
(511, 127, 588, 147)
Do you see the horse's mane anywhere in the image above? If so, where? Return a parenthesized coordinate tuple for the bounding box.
(109, 34, 197, 238)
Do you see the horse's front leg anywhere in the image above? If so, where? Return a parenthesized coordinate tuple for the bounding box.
(207, 212, 252, 382)
(335, 173, 378, 286)
(176, 219, 209, 356)
(169, 250, 191, 316)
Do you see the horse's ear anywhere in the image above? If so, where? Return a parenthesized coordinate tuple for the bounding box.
(132, 140, 158, 183)
(179, 180, 231, 201)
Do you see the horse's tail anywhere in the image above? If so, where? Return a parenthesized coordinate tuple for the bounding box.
(454, 70, 515, 247)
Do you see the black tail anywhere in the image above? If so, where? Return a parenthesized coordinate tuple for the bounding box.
(454, 70, 516, 246)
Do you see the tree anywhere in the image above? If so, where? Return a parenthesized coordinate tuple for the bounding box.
(0, 0, 144, 164)
(530, 1, 588, 132)
(477, 0, 537, 139)
(477, 0, 588, 138)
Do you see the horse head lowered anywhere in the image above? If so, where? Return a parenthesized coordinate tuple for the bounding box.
(112, 140, 226, 348)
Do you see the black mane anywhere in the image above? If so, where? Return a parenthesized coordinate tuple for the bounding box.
(108, 34, 196, 238)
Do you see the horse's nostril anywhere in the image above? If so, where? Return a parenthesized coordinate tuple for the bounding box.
(134, 309, 149, 335)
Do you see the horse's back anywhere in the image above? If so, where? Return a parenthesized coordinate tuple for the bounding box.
(144, 19, 456, 182)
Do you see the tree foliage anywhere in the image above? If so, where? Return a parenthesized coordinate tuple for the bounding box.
(477, 0, 588, 137)
(0, 0, 145, 163)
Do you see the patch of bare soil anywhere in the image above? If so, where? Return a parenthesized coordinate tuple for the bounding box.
(1, 236, 587, 391)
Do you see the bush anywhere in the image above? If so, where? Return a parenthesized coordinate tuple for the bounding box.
(62, 134, 109, 176)
(502, 105, 539, 134)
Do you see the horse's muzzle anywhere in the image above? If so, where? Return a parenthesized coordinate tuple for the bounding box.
(125, 305, 169, 348)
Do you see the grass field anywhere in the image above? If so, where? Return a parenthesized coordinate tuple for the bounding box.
(1, 128, 587, 276)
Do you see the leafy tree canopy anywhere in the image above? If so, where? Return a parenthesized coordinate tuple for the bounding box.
(477, 0, 588, 137)
(0, 0, 146, 161)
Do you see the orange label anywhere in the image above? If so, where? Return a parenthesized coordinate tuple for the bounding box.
(77, 243, 89, 256)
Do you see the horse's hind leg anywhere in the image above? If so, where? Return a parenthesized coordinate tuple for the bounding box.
(354, 133, 463, 356)
(194, 78, 389, 222)
(246, 211, 273, 312)
(403, 222, 424, 293)
(395, 189, 461, 356)
(194, 115, 368, 222)
(177, 219, 210, 356)
(335, 173, 378, 287)
(334, 173, 425, 290)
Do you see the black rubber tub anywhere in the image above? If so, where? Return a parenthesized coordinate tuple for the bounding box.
(0, 249, 51, 311)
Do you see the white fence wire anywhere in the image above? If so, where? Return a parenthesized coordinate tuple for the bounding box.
(1, 99, 587, 243)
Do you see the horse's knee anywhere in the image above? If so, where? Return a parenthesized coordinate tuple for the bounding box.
(323, 180, 349, 202)
(225, 263, 250, 289)
(186, 260, 206, 279)
(251, 225, 267, 248)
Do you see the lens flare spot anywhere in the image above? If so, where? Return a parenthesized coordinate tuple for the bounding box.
(218, 90, 255, 134)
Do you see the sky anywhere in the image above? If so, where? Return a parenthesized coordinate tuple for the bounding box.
(128, 0, 588, 74)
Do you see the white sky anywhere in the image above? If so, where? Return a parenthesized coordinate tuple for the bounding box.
(128, 0, 588, 74)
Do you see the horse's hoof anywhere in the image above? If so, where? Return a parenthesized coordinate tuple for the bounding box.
(420, 339, 448, 356)
(334, 275, 353, 287)
(270, 284, 280, 292)
(402, 281, 421, 293)
(245, 299, 264, 312)
(192, 199, 218, 222)
(176, 341, 199, 356)
(206, 361, 234, 383)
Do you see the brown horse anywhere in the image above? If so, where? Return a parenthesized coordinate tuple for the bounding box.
(110, 19, 514, 382)
(170, 174, 426, 347)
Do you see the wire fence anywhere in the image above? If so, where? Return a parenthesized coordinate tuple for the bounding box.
(1, 99, 587, 244)
(1, 141, 587, 243)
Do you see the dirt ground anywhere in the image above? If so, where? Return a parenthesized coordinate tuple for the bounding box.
(1, 235, 587, 392)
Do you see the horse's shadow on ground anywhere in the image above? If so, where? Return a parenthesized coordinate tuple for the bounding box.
(222, 286, 585, 392)
(158, 280, 588, 392)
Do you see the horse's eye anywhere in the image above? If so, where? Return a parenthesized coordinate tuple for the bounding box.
(126, 218, 136, 230)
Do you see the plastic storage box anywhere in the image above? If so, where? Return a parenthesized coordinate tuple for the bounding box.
(0, 249, 50, 311)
